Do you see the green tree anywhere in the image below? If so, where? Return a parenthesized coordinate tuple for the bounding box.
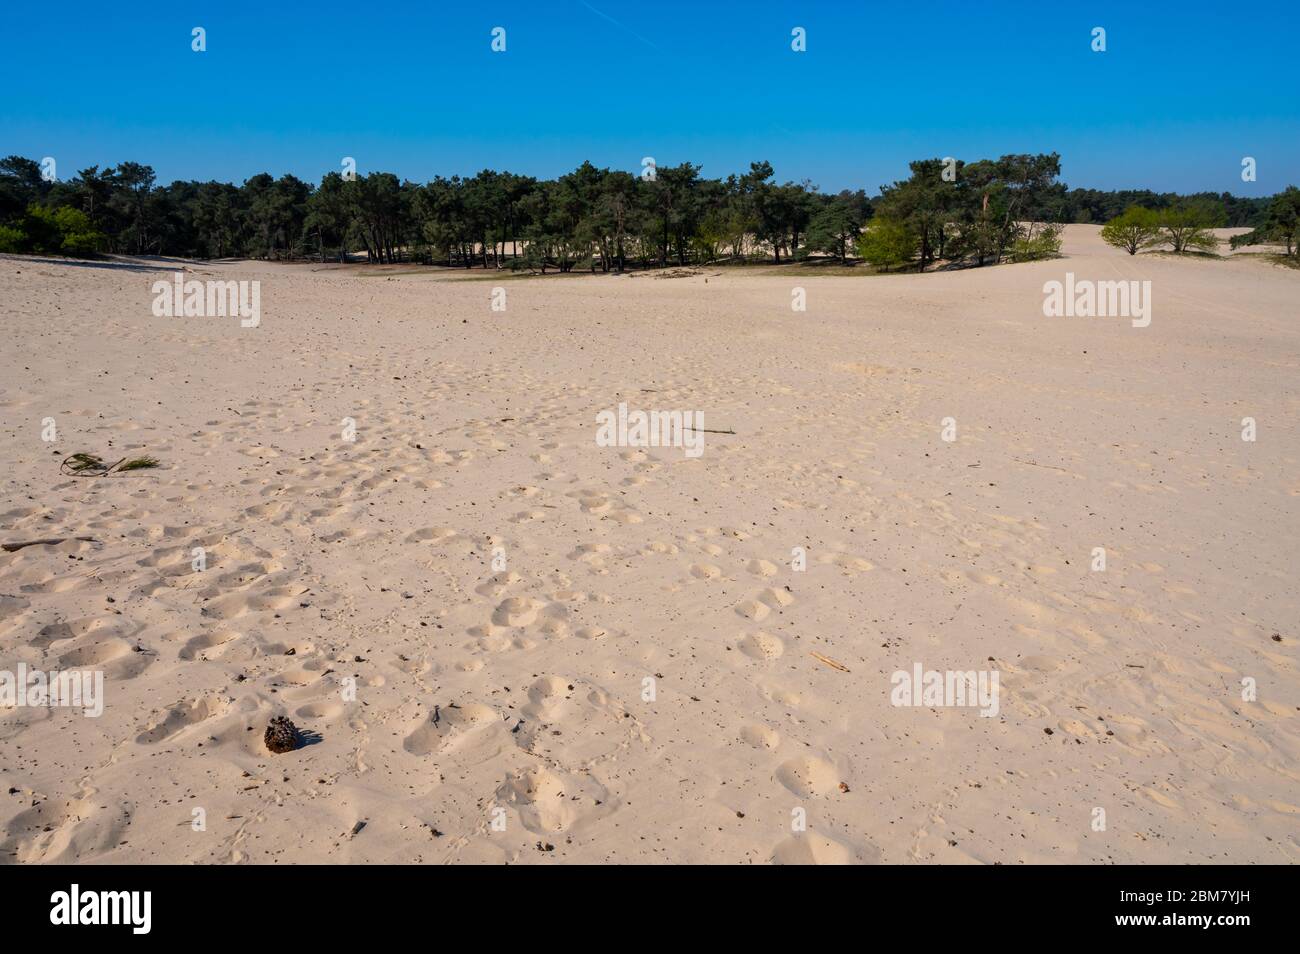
(856, 217, 916, 270)
(0, 224, 24, 252)
(0, 156, 50, 224)
(805, 192, 867, 263)
(303, 173, 349, 262)
(1159, 201, 1224, 253)
(1100, 206, 1162, 255)
(1230, 185, 1300, 257)
(6, 204, 106, 255)
(107, 162, 158, 254)
(875, 159, 951, 269)
(50, 206, 107, 255)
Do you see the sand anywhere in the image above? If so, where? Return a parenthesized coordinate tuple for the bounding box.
(0, 225, 1296, 864)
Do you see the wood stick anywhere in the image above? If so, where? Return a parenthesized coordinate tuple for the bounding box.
(810, 651, 851, 673)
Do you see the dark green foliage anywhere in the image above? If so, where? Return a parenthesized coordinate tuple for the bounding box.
(0, 203, 107, 255)
(1230, 186, 1300, 257)
(875, 153, 1065, 268)
(1064, 188, 1268, 228)
(60, 453, 160, 477)
(0, 152, 1281, 272)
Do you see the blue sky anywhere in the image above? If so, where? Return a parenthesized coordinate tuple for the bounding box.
(2, 0, 1296, 195)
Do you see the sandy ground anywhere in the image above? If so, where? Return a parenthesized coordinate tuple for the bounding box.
(0, 225, 1296, 864)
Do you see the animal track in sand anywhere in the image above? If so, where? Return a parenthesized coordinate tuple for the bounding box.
(816, 552, 875, 572)
(318, 524, 368, 543)
(492, 596, 544, 627)
(475, 571, 522, 597)
(402, 702, 500, 756)
(740, 724, 781, 749)
(771, 831, 880, 865)
(56, 636, 133, 668)
(775, 756, 844, 797)
(568, 543, 612, 565)
(278, 665, 323, 687)
(295, 700, 345, 721)
(522, 675, 575, 719)
(0, 787, 130, 864)
(136, 694, 229, 745)
(739, 632, 786, 661)
(604, 510, 644, 525)
(34, 616, 120, 649)
(200, 583, 308, 619)
(757, 587, 795, 609)
(736, 587, 794, 621)
(510, 510, 548, 524)
(494, 766, 610, 835)
(405, 526, 459, 544)
(571, 490, 612, 513)
(758, 683, 802, 708)
(178, 629, 244, 661)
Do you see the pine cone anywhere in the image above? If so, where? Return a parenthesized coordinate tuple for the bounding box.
(264, 716, 300, 754)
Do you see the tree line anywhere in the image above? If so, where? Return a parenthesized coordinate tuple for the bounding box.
(0, 153, 1287, 271)
(1098, 187, 1300, 260)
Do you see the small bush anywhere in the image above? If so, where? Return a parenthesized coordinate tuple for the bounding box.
(1009, 224, 1063, 262)
(2, 204, 107, 256)
(856, 217, 917, 271)
(0, 224, 25, 253)
(1159, 201, 1224, 253)
(1100, 206, 1162, 255)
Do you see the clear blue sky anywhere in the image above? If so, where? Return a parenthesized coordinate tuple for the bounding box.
(3, 0, 1296, 195)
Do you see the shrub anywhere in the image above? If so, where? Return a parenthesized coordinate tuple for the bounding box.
(1159, 201, 1224, 253)
(1009, 224, 1063, 262)
(1100, 206, 1162, 255)
(856, 217, 917, 270)
(5, 204, 106, 256)
(0, 224, 25, 253)
(1230, 185, 1300, 257)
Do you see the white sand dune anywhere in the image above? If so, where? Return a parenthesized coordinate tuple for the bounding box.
(0, 225, 1296, 864)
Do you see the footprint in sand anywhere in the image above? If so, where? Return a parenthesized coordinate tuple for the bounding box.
(739, 632, 786, 661)
(492, 596, 544, 627)
(494, 766, 610, 835)
(771, 831, 880, 865)
(136, 695, 229, 745)
(775, 756, 844, 797)
(0, 787, 131, 864)
(402, 702, 500, 756)
(295, 700, 345, 721)
(740, 724, 781, 749)
(178, 630, 244, 661)
(737, 587, 795, 621)
(405, 526, 458, 544)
